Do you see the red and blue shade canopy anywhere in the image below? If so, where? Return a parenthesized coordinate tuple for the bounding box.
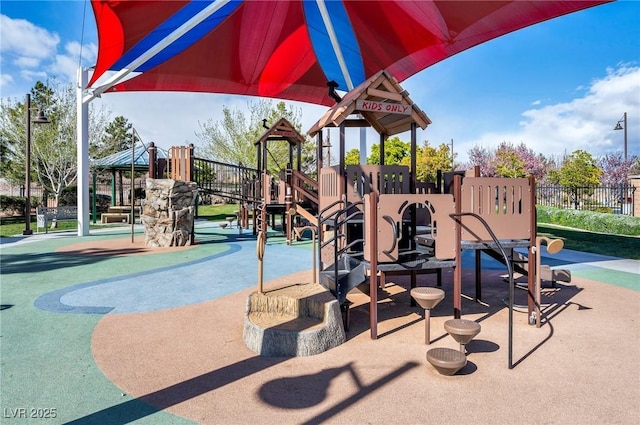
(88, 0, 610, 106)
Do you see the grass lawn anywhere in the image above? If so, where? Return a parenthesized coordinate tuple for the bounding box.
(196, 204, 240, 221)
(2, 205, 638, 260)
(0, 215, 111, 237)
(537, 223, 640, 260)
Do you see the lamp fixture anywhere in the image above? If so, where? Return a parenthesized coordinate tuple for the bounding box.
(33, 110, 50, 124)
(613, 112, 627, 160)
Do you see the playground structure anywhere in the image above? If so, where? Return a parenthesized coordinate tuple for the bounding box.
(306, 72, 539, 333)
(152, 118, 318, 243)
(150, 71, 568, 367)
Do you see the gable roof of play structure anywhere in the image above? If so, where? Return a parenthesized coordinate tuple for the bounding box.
(255, 118, 307, 146)
(87, 1, 609, 106)
(91, 142, 168, 172)
(307, 70, 430, 137)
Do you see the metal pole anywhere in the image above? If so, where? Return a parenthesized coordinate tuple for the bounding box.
(359, 116, 367, 164)
(450, 138, 454, 164)
(623, 112, 627, 161)
(131, 137, 135, 243)
(77, 67, 90, 236)
(23, 94, 32, 235)
(92, 172, 97, 224)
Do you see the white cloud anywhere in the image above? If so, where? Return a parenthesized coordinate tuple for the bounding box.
(64, 40, 97, 65)
(0, 73, 14, 89)
(0, 15, 59, 59)
(13, 56, 40, 68)
(458, 66, 639, 162)
(0, 15, 96, 96)
(20, 69, 48, 81)
(48, 41, 97, 85)
(50, 53, 83, 84)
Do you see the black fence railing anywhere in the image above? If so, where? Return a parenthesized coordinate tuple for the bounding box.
(3, 181, 143, 210)
(192, 157, 260, 204)
(537, 184, 636, 216)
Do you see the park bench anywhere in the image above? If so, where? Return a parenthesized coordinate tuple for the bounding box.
(36, 206, 77, 233)
(100, 206, 141, 224)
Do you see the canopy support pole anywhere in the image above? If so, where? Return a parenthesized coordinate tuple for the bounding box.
(77, 67, 90, 236)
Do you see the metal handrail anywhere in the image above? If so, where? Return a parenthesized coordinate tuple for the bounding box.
(318, 198, 365, 296)
(381, 215, 398, 256)
(449, 211, 516, 369)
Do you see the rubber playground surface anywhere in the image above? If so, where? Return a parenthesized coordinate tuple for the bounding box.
(1, 221, 638, 424)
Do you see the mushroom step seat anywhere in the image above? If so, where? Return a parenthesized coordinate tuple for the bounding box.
(410, 287, 445, 345)
(427, 319, 482, 376)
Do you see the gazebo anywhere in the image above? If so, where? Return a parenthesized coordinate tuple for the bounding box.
(90, 142, 168, 222)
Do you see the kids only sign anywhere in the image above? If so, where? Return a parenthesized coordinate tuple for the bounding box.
(355, 99, 411, 115)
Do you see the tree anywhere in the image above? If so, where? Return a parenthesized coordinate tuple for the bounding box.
(94, 116, 139, 205)
(0, 134, 12, 182)
(0, 80, 110, 206)
(0, 103, 26, 186)
(195, 99, 316, 174)
(551, 150, 603, 188)
(466, 142, 547, 180)
(344, 148, 361, 166)
(401, 141, 453, 182)
(466, 145, 495, 176)
(367, 136, 410, 165)
(630, 157, 640, 176)
(93, 116, 136, 158)
(514, 143, 547, 180)
(492, 142, 526, 178)
(597, 152, 637, 186)
(547, 150, 603, 209)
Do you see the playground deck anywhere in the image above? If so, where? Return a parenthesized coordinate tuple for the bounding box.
(1, 222, 638, 424)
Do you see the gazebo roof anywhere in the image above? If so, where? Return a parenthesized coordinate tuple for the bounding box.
(91, 143, 168, 172)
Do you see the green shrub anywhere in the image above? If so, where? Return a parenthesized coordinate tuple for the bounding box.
(0, 195, 25, 215)
(537, 205, 640, 236)
(0, 195, 41, 215)
(57, 186, 111, 211)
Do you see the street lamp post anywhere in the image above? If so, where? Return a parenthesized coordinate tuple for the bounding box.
(614, 112, 627, 161)
(23, 93, 50, 235)
(450, 138, 454, 163)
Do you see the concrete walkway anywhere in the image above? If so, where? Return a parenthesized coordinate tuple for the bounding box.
(1, 222, 638, 424)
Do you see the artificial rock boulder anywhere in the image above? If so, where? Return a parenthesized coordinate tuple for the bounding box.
(142, 178, 197, 247)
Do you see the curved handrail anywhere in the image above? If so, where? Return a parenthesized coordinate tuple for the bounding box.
(318, 198, 346, 218)
(449, 211, 516, 370)
(381, 215, 398, 256)
(318, 197, 366, 302)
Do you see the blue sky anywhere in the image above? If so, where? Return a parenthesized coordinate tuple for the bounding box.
(1, 0, 638, 163)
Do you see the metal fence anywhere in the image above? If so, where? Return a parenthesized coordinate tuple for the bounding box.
(2, 180, 143, 209)
(537, 184, 636, 216)
(4, 180, 636, 217)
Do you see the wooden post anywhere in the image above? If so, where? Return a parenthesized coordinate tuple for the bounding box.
(148, 142, 156, 178)
(453, 174, 462, 319)
(369, 192, 378, 339)
(527, 176, 537, 318)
